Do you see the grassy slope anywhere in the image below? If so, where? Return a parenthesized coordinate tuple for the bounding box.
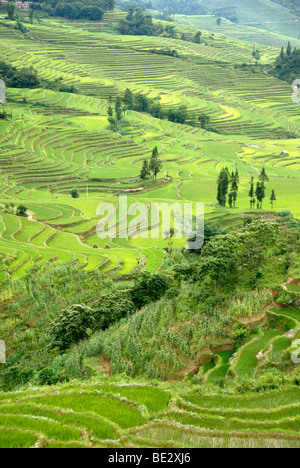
(175, 15, 300, 49)
(197, 0, 300, 38)
(172, 0, 300, 48)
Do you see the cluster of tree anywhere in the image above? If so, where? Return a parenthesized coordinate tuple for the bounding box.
(107, 96, 126, 131)
(116, 0, 152, 12)
(118, 8, 204, 42)
(154, 9, 174, 22)
(217, 167, 276, 210)
(271, 42, 300, 83)
(0, 62, 77, 93)
(46, 77, 77, 93)
(234, 62, 263, 73)
(33, 0, 114, 21)
(148, 48, 179, 58)
(252, 46, 261, 61)
(118, 7, 163, 35)
(120, 5, 208, 46)
(0, 62, 40, 89)
(5, 2, 15, 20)
(151, 0, 207, 15)
(248, 168, 276, 209)
(181, 218, 280, 293)
(50, 2, 104, 20)
(118, 89, 216, 130)
(122, 88, 190, 124)
(214, 7, 238, 24)
(198, 113, 210, 129)
(48, 272, 169, 351)
(217, 168, 239, 208)
(4, 3, 29, 31)
(179, 30, 204, 45)
(1, 202, 28, 217)
(14, 20, 29, 34)
(0, 107, 12, 120)
(70, 187, 80, 198)
(193, 31, 202, 44)
(140, 146, 162, 181)
(3, 3, 37, 25)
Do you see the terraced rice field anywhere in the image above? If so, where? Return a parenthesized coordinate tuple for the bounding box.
(0, 14, 299, 279)
(0, 382, 299, 448)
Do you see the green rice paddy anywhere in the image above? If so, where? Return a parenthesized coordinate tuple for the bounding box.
(0, 381, 299, 448)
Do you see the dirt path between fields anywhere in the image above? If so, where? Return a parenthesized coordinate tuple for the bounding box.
(282, 277, 295, 290)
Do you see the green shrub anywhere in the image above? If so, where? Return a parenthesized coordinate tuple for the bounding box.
(131, 273, 169, 309)
(93, 290, 136, 329)
(48, 304, 95, 352)
(231, 324, 250, 346)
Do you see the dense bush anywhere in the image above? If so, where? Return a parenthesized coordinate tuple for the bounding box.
(93, 290, 136, 329)
(52, 2, 105, 20)
(48, 304, 96, 351)
(39, 0, 114, 20)
(151, 0, 207, 15)
(148, 48, 179, 58)
(0, 61, 77, 92)
(122, 88, 190, 124)
(118, 8, 163, 36)
(0, 365, 34, 391)
(0, 62, 40, 89)
(130, 272, 170, 309)
(271, 43, 300, 83)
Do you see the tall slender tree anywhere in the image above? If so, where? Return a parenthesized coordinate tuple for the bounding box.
(255, 181, 266, 209)
(270, 189, 276, 209)
(6, 2, 15, 20)
(107, 103, 116, 131)
(115, 97, 123, 121)
(249, 177, 255, 209)
(140, 160, 151, 180)
(229, 170, 239, 208)
(123, 88, 134, 109)
(259, 167, 269, 183)
(149, 146, 162, 180)
(217, 168, 230, 207)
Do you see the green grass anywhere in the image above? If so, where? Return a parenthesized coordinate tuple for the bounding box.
(183, 387, 300, 410)
(0, 428, 36, 448)
(287, 284, 300, 293)
(0, 414, 82, 442)
(0, 381, 299, 448)
(268, 336, 292, 363)
(0, 403, 119, 440)
(27, 393, 145, 429)
(233, 329, 281, 380)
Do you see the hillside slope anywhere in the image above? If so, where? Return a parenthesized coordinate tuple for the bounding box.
(170, 0, 300, 47)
